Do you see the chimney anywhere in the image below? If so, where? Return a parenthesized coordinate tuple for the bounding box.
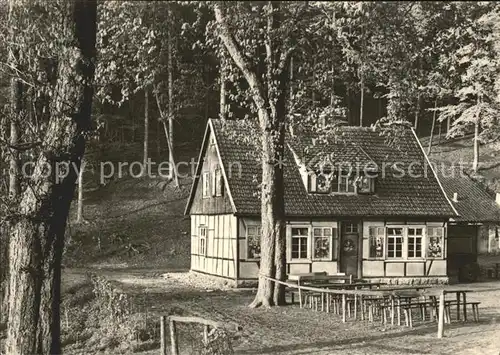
(452, 192, 458, 203)
(496, 193, 500, 206)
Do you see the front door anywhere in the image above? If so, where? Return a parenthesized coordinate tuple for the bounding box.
(340, 221, 359, 278)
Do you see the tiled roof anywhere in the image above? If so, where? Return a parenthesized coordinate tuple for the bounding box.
(437, 168, 500, 223)
(206, 119, 456, 218)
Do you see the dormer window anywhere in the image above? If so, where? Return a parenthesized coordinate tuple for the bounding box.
(339, 174, 356, 193)
(316, 174, 331, 194)
(308, 171, 374, 195)
(356, 175, 374, 194)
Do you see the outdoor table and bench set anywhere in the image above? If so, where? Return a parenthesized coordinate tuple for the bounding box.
(282, 272, 480, 333)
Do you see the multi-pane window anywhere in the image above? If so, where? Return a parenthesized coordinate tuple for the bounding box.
(369, 227, 385, 258)
(199, 226, 207, 256)
(344, 222, 358, 234)
(357, 175, 374, 193)
(408, 227, 423, 258)
(247, 225, 261, 259)
(291, 227, 309, 260)
(339, 175, 355, 193)
(309, 172, 372, 195)
(387, 227, 403, 258)
(202, 172, 210, 198)
(313, 227, 335, 260)
(427, 227, 444, 258)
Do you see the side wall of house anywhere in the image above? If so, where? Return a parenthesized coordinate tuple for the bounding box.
(189, 130, 238, 281)
(191, 214, 238, 279)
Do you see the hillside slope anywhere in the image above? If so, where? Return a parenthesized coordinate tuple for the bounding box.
(64, 176, 192, 270)
(422, 134, 500, 193)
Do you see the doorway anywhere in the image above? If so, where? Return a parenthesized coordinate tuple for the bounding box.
(340, 220, 360, 278)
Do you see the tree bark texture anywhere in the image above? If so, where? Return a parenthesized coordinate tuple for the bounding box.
(5, 1, 96, 353)
(76, 160, 84, 223)
(219, 51, 227, 120)
(144, 89, 149, 170)
(214, 2, 290, 308)
(2, 0, 24, 322)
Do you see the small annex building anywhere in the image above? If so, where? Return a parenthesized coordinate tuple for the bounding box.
(437, 169, 500, 281)
(184, 119, 458, 286)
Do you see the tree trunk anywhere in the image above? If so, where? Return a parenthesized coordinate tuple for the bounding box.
(311, 57, 316, 107)
(330, 64, 334, 106)
(437, 120, 442, 145)
(2, 0, 23, 322)
(427, 98, 437, 155)
(359, 72, 364, 127)
(143, 89, 149, 172)
(220, 53, 227, 120)
(5, 1, 96, 353)
(290, 56, 294, 102)
(76, 160, 84, 223)
(214, 2, 289, 308)
(414, 94, 421, 131)
(167, 7, 175, 181)
(162, 121, 180, 187)
(473, 118, 480, 172)
(347, 87, 352, 125)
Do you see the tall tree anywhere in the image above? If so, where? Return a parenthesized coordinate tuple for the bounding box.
(5, 0, 96, 353)
(213, 1, 303, 307)
(438, 3, 500, 172)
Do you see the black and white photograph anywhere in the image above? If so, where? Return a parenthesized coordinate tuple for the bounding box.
(0, 1, 500, 354)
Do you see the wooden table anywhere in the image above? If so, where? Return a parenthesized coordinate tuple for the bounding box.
(423, 288, 473, 322)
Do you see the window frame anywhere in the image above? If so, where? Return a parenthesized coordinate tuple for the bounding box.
(308, 170, 374, 195)
(246, 223, 261, 260)
(312, 227, 335, 261)
(202, 172, 210, 198)
(199, 225, 207, 256)
(344, 222, 358, 234)
(290, 226, 311, 262)
(386, 226, 405, 259)
(368, 226, 385, 259)
(214, 166, 223, 197)
(356, 175, 375, 194)
(407, 227, 425, 259)
(426, 226, 445, 259)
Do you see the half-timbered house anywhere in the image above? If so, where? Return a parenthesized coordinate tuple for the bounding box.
(184, 119, 458, 286)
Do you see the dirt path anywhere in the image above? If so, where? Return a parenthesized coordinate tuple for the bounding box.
(64, 268, 500, 355)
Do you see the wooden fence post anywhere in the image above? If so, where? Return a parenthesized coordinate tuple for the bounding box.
(342, 293, 346, 323)
(170, 318, 179, 355)
(203, 325, 209, 343)
(160, 316, 167, 355)
(437, 291, 445, 339)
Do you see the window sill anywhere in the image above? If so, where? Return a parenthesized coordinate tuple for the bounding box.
(288, 259, 312, 264)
